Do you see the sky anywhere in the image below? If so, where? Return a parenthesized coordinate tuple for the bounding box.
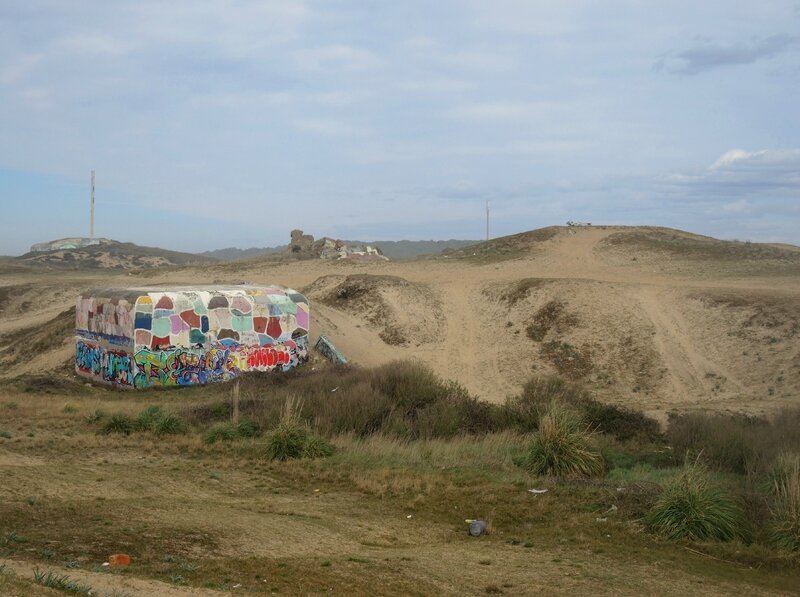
(0, 1, 798, 255)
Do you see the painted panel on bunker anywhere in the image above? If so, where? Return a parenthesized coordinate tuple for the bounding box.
(75, 286, 309, 388)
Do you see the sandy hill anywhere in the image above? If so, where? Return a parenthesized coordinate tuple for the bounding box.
(2, 225, 798, 419)
(16, 240, 218, 270)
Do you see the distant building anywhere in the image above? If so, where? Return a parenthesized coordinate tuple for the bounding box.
(30, 237, 111, 252)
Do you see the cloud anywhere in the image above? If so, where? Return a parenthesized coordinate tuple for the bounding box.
(293, 44, 382, 71)
(709, 148, 800, 176)
(654, 148, 800, 205)
(450, 100, 560, 122)
(0, 53, 42, 84)
(292, 118, 370, 136)
(710, 149, 758, 170)
(56, 33, 136, 56)
(656, 35, 798, 75)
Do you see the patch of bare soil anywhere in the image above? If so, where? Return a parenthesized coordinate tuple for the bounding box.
(306, 274, 444, 347)
(0, 308, 75, 374)
(0, 284, 34, 315)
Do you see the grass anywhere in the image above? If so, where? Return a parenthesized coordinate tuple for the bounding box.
(666, 409, 800, 476)
(100, 414, 135, 435)
(33, 568, 93, 595)
(501, 375, 660, 441)
(517, 404, 605, 478)
(203, 420, 261, 444)
(768, 453, 800, 550)
(204, 422, 239, 443)
(100, 407, 185, 436)
(3, 361, 800, 593)
(263, 404, 334, 461)
(646, 460, 751, 543)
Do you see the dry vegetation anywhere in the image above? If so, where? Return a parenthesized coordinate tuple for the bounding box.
(2, 224, 800, 594)
(1, 362, 800, 595)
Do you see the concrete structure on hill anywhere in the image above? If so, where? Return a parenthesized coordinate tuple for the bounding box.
(30, 237, 112, 252)
(287, 230, 388, 261)
(75, 285, 309, 388)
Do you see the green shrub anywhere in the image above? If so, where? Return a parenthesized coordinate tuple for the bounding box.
(503, 376, 659, 441)
(582, 401, 660, 442)
(153, 413, 185, 436)
(645, 461, 750, 542)
(235, 419, 260, 438)
(264, 401, 333, 461)
(136, 406, 164, 431)
(666, 412, 763, 475)
(502, 376, 586, 431)
(518, 404, 604, 477)
(767, 453, 800, 550)
(371, 361, 445, 416)
(133, 406, 184, 435)
(666, 409, 800, 477)
(101, 414, 135, 435)
(264, 419, 308, 461)
(204, 423, 239, 444)
(203, 419, 259, 443)
(302, 434, 335, 459)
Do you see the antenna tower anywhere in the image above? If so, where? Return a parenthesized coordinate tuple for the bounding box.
(90, 170, 95, 240)
(485, 200, 490, 241)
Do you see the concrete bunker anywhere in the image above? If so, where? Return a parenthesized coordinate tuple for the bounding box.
(75, 285, 309, 388)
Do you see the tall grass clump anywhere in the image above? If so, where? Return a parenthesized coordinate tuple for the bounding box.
(203, 419, 260, 444)
(204, 423, 238, 444)
(518, 403, 604, 477)
(264, 400, 333, 461)
(136, 405, 164, 431)
(767, 453, 800, 551)
(101, 414, 135, 435)
(135, 406, 185, 435)
(153, 413, 185, 436)
(646, 460, 750, 542)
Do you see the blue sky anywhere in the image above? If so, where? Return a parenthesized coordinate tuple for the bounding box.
(0, 1, 798, 255)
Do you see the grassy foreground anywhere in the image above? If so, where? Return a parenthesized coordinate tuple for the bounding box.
(1, 363, 799, 596)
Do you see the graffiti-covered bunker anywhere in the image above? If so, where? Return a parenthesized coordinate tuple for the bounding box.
(75, 286, 310, 388)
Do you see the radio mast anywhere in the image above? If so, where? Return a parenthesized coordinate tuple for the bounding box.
(485, 200, 490, 241)
(90, 170, 95, 240)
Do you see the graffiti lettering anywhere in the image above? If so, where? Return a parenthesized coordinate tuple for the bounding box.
(246, 346, 290, 369)
(75, 341, 137, 386)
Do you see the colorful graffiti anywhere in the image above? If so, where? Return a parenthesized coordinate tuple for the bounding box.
(76, 340, 137, 386)
(75, 286, 310, 389)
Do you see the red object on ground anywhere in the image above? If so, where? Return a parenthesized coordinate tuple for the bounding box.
(109, 553, 131, 567)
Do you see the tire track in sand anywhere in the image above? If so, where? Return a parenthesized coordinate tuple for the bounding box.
(636, 287, 743, 403)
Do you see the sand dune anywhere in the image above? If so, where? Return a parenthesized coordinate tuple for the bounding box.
(2, 225, 798, 418)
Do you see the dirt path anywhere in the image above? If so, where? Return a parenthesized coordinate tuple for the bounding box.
(636, 287, 743, 405)
(437, 282, 483, 397)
